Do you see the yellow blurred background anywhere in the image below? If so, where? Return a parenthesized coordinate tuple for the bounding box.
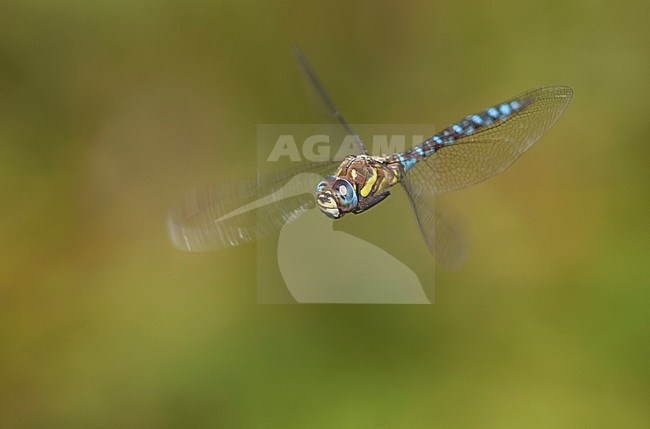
(1, 0, 648, 427)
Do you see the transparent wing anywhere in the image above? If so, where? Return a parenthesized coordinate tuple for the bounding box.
(168, 51, 370, 252)
(402, 86, 572, 265)
(401, 187, 468, 270)
(167, 167, 333, 252)
(405, 86, 573, 195)
(294, 48, 367, 155)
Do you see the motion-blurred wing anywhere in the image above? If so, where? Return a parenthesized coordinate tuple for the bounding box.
(294, 48, 367, 156)
(402, 86, 572, 265)
(167, 168, 331, 252)
(402, 185, 468, 269)
(168, 51, 367, 252)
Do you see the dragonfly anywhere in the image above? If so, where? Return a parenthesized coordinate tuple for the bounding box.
(167, 50, 572, 268)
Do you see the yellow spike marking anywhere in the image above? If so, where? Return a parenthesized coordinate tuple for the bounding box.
(360, 168, 378, 197)
(350, 169, 357, 179)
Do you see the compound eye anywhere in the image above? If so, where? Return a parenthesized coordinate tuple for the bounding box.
(316, 176, 336, 193)
(333, 179, 356, 206)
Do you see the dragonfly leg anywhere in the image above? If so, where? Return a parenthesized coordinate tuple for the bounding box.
(354, 192, 390, 214)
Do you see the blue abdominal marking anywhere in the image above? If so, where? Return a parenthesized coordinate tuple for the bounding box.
(168, 77, 572, 272)
(394, 90, 539, 173)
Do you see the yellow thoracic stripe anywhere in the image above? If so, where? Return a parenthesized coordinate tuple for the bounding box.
(389, 169, 399, 184)
(377, 176, 388, 193)
(360, 168, 378, 197)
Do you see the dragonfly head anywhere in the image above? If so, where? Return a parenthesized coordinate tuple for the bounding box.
(315, 176, 358, 219)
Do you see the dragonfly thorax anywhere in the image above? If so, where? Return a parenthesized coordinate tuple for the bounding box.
(315, 155, 404, 219)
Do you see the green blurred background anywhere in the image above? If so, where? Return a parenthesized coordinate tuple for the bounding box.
(1, 0, 648, 427)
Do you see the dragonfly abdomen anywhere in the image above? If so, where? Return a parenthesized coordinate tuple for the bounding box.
(393, 96, 533, 173)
